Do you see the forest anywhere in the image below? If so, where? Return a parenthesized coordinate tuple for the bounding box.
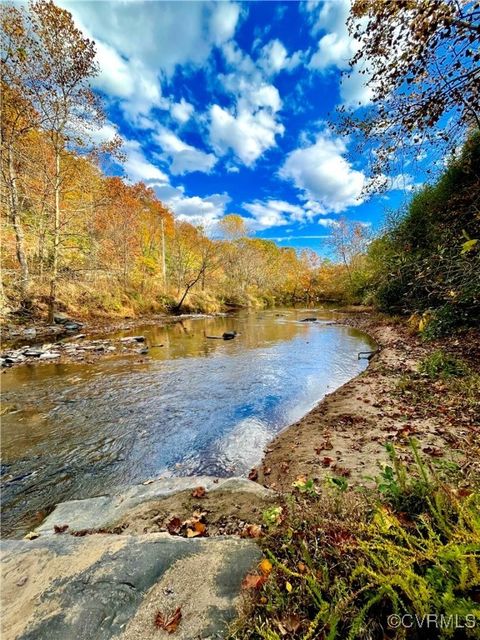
(3, 1, 477, 335)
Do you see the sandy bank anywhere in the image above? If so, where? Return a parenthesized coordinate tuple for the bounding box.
(256, 313, 480, 492)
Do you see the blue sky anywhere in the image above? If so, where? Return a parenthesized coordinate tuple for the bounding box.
(61, 0, 423, 255)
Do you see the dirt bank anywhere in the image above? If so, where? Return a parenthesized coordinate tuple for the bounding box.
(256, 312, 480, 492)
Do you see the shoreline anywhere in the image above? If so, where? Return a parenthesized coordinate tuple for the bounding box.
(256, 312, 480, 492)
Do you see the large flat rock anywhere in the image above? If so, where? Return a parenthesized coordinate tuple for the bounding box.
(36, 476, 273, 535)
(1, 532, 261, 640)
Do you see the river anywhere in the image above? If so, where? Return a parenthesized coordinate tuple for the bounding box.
(1, 308, 375, 537)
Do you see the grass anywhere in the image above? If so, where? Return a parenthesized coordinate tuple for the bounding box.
(229, 442, 480, 640)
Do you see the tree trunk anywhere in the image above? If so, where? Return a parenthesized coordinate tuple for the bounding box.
(7, 145, 31, 308)
(48, 148, 61, 323)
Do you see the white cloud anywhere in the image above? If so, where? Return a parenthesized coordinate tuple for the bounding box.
(153, 127, 217, 175)
(242, 199, 309, 230)
(259, 39, 302, 75)
(340, 68, 373, 109)
(208, 42, 285, 166)
(306, 0, 373, 110)
(122, 140, 169, 184)
(209, 105, 284, 166)
(153, 183, 231, 227)
(171, 99, 195, 124)
(60, 0, 241, 121)
(280, 132, 365, 212)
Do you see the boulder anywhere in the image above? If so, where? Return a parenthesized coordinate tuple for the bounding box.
(1, 533, 261, 640)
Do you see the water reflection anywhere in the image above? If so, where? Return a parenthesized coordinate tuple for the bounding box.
(1, 308, 375, 536)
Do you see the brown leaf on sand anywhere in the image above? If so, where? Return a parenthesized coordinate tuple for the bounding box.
(321, 456, 334, 467)
(191, 486, 206, 498)
(248, 468, 258, 481)
(166, 517, 183, 535)
(241, 523, 262, 539)
(154, 607, 182, 633)
(54, 524, 69, 534)
(186, 521, 206, 537)
(423, 446, 444, 457)
(242, 573, 267, 590)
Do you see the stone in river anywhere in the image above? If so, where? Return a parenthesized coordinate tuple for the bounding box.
(64, 322, 83, 332)
(300, 317, 317, 322)
(39, 352, 61, 360)
(23, 348, 44, 357)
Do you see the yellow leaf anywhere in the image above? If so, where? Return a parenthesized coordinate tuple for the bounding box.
(285, 581, 292, 593)
(259, 558, 273, 575)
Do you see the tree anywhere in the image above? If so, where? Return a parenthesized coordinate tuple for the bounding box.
(169, 222, 217, 313)
(341, 0, 480, 182)
(1, 5, 41, 306)
(2, 0, 114, 320)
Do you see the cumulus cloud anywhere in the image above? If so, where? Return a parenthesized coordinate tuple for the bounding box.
(209, 105, 284, 166)
(259, 39, 302, 75)
(171, 99, 195, 124)
(306, 0, 372, 110)
(122, 140, 169, 184)
(280, 132, 365, 213)
(60, 0, 241, 121)
(153, 183, 231, 227)
(153, 127, 217, 175)
(208, 42, 285, 166)
(242, 199, 308, 230)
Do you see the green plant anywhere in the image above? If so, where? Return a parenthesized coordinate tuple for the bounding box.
(419, 350, 469, 379)
(231, 445, 480, 640)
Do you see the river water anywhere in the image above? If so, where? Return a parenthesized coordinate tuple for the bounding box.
(1, 308, 375, 537)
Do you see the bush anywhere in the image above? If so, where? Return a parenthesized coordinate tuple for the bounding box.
(231, 443, 480, 640)
(366, 133, 480, 333)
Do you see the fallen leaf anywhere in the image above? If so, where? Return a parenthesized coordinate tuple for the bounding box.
(297, 562, 306, 573)
(191, 486, 206, 498)
(321, 456, 334, 467)
(248, 468, 258, 481)
(282, 613, 302, 633)
(186, 521, 206, 537)
(166, 517, 183, 535)
(259, 558, 273, 575)
(154, 606, 182, 633)
(241, 523, 262, 538)
(285, 581, 293, 593)
(54, 524, 69, 534)
(24, 531, 39, 541)
(242, 573, 267, 590)
(263, 467, 272, 476)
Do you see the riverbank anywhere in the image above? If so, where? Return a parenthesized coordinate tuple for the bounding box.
(256, 311, 480, 491)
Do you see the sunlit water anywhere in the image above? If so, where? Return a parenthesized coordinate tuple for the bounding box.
(1, 308, 375, 537)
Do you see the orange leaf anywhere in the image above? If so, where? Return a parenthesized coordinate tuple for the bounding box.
(191, 486, 206, 498)
(259, 558, 273, 575)
(242, 573, 267, 590)
(154, 607, 182, 633)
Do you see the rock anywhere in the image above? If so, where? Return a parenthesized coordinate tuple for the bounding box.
(64, 322, 83, 332)
(39, 352, 61, 360)
(1, 533, 261, 640)
(54, 314, 70, 325)
(222, 331, 237, 340)
(22, 328, 37, 338)
(120, 336, 146, 344)
(22, 349, 44, 358)
(300, 317, 317, 322)
(36, 477, 274, 535)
